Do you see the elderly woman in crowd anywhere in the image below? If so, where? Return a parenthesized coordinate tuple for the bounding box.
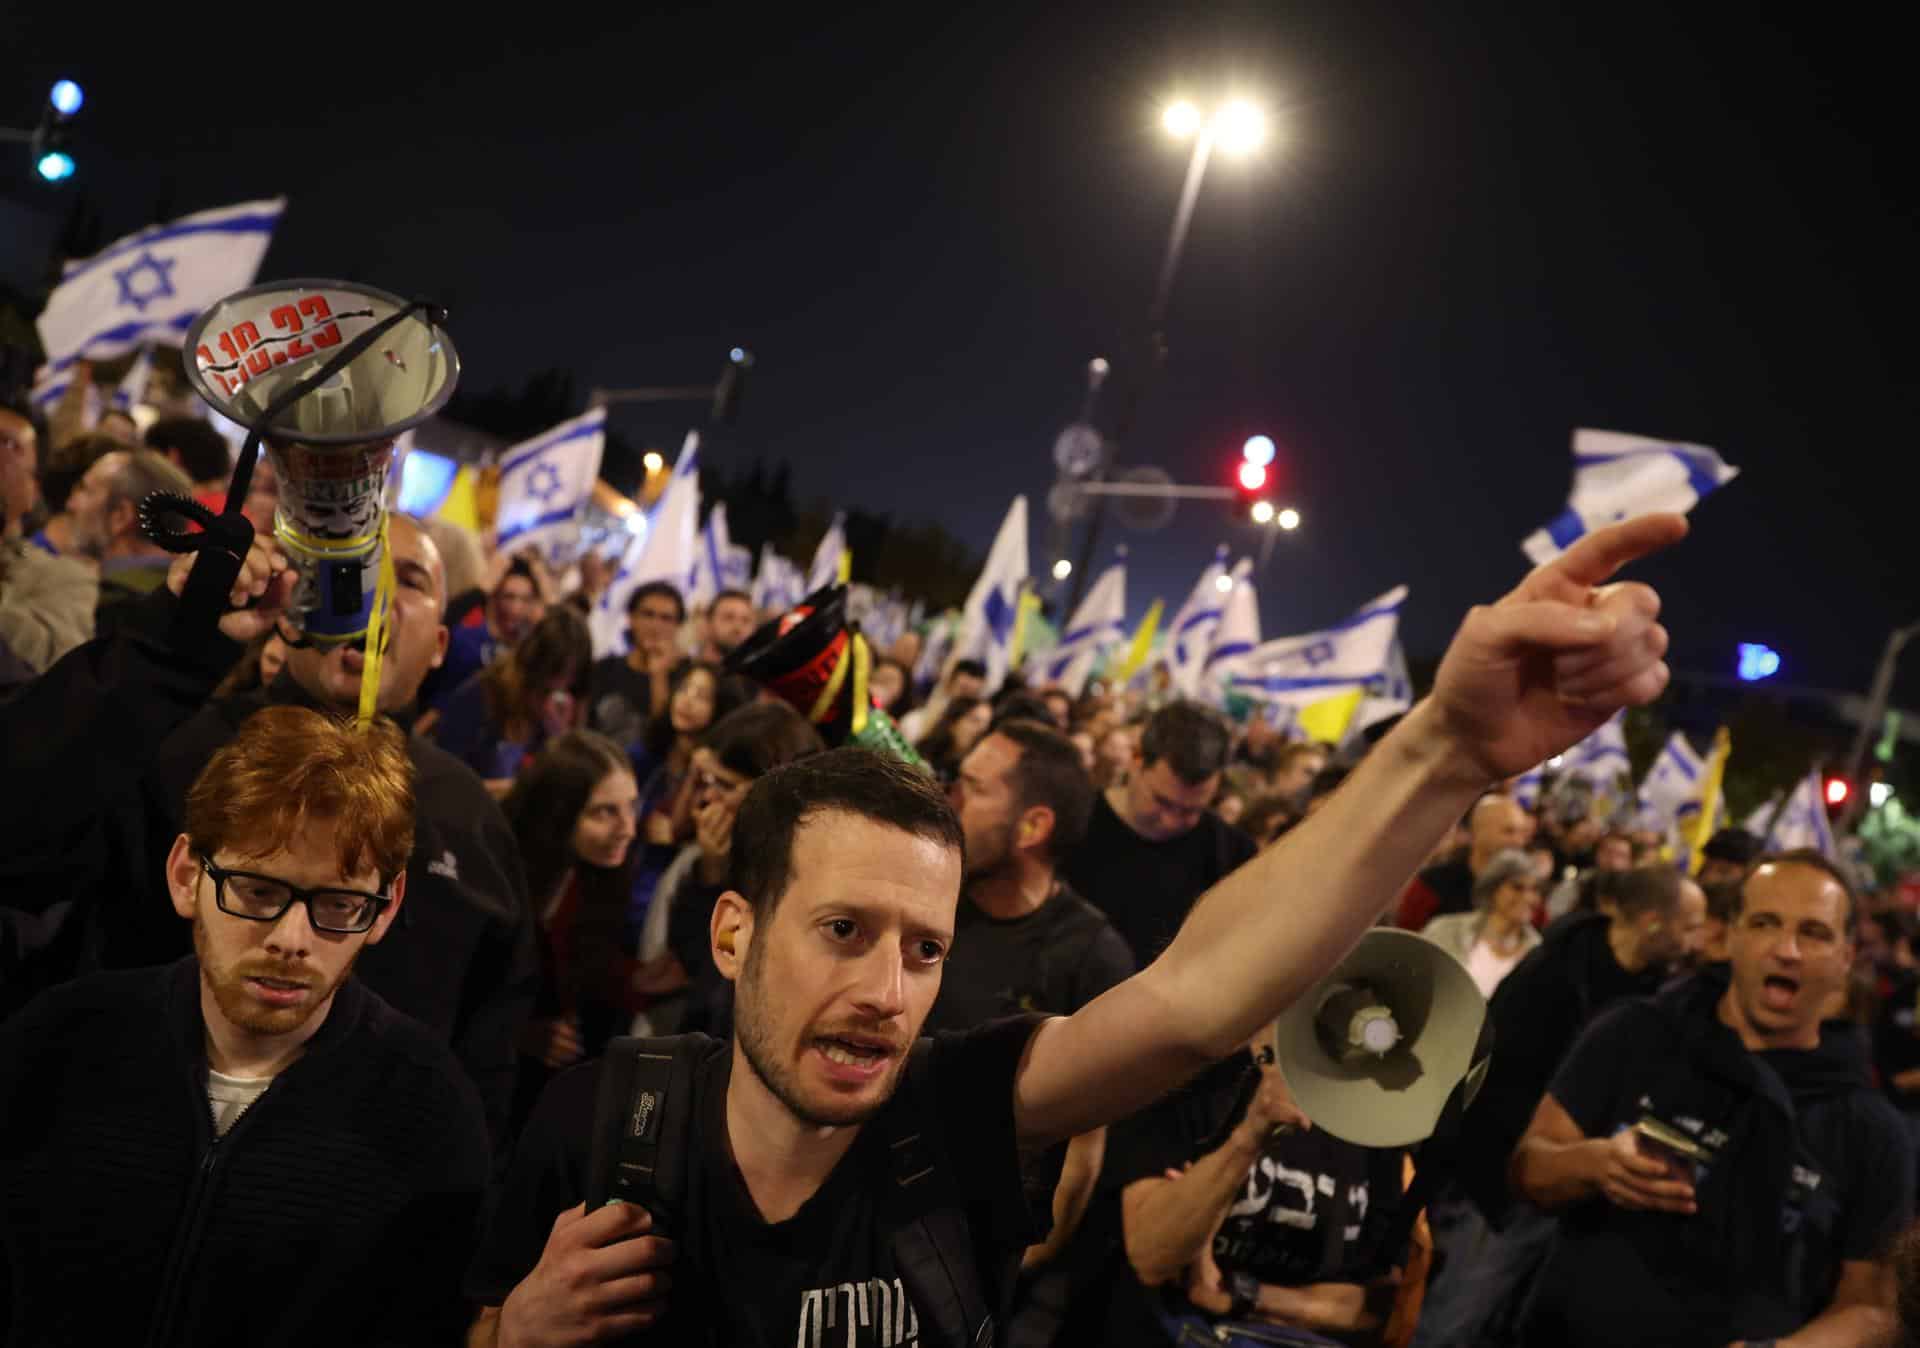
(1418, 848, 1544, 999)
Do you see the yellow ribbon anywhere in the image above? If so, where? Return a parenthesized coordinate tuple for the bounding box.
(808, 639, 853, 726)
(849, 632, 871, 737)
(355, 516, 397, 728)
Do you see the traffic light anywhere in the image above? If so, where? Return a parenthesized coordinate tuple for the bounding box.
(1824, 776, 1851, 808)
(1237, 434, 1274, 519)
(31, 78, 84, 183)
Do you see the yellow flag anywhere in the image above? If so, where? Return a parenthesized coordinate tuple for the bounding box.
(1114, 599, 1164, 684)
(1686, 727, 1733, 875)
(1008, 589, 1043, 669)
(1298, 688, 1366, 745)
(837, 549, 852, 585)
(436, 465, 482, 533)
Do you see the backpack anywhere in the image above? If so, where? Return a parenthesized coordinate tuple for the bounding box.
(585, 1033, 1010, 1348)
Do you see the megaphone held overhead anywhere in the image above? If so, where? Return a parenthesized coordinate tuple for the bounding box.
(1275, 928, 1490, 1149)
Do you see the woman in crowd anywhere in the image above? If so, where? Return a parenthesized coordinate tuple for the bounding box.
(432, 606, 593, 793)
(629, 660, 750, 847)
(914, 694, 990, 782)
(868, 655, 913, 720)
(499, 730, 639, 1130)
(1418, 848, 1544, 998)
(628, 701, 826, 1036)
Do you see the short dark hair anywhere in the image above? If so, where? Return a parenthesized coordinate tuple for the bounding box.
(1702, 880, 1743, 927)
(1738, 848, 1859, 930)
(991, 720, 1093, 862)
(711, 588, 752, 611)
(497, 559, 538, 594)
(731, 747, 963, 914)
(990, 689, 1054, 732)
(700, 700, 826, 781)
(143, 416, 232, 484)
(1610, 864, 1684, 921)
(1277, 742, 1328, 772)
(1703, 827, 1764, 866)
(1139, 700, 1232, 785)
(950, 659, 987, 684)
(628, 580, 686, 623)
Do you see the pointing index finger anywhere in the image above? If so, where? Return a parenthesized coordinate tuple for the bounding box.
(1529, 514, 1688, 594)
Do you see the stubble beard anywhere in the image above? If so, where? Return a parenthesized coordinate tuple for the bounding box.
(735, 933, 899, 1130)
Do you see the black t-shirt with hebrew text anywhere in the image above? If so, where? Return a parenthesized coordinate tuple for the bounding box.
(469, 1016, 1044, 1346)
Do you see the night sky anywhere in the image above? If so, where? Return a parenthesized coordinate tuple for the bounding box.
(6, 4, 1912, 701)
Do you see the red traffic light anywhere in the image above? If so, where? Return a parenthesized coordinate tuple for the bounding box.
(1237, 461, 1267, 492)
(1824, 777, 1850, 807)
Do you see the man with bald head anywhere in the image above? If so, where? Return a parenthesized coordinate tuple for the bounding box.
(1397, 791, 1533, 930)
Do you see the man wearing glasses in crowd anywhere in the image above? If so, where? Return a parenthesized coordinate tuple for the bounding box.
(0, 704, 491, 1347)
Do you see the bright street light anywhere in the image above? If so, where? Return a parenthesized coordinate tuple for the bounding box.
(1871, 782, 1893, 809)
(642, 451, 665, 474)
(1215, 100, 1268, 156)
(1237, 461, 1267, 491)
(1251, 500, 1276, 525)
(36, 151, 75, 182)
(1052, 559, 1073, 581)
(1214, 574, 1234, 594)
(1276, 507, 1300, 531)
(50, 80, 85, 116)
(1242, 434, 1275, 467)
(1162, 101, 1203, 139)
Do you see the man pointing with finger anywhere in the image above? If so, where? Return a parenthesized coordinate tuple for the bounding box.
(469, 516, 1694, 1346)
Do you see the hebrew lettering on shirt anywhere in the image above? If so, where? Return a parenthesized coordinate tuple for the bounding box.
(794, 1277, 918, 1348)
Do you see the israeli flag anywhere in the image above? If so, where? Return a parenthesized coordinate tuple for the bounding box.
(494, 408, 607, 568)
(913, 610, 959, 693)
(1562, 711, 1632, 783)
(752, 544, 805, 615)
(1636, 732, 1705, 832)
(690, 502, 748, 608)
(1512, 763, 1546, 810)
(1523, 428, 1740, 564)
(110, 345, 154, 413)
(807, 513, 848, 594)
(1161, 544, 1232, 697)
(32, 198, 286, 411)
(1758, 769, 1838, 857)
(1045, 551, 1127, 698)
(1200, 560, 1260, 706)
(1231, 586, 1409, 716)
(592, 429, 700, 656)
(1349, 637, 1414, 741)
(954, 496, 1030, 691)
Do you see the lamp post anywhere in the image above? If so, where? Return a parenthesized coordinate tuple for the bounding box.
(1066, 95, 1270, 610)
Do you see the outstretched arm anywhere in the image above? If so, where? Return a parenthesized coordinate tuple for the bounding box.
(1013, 516, 1687, 1146)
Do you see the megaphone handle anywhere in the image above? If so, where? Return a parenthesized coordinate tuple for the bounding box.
(166, 526, 254, 650)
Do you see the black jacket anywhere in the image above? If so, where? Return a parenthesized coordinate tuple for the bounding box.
(0, 957, 490, 1346)
(1456, 910, 1663, 1224)
(0, 590, 537, 1151)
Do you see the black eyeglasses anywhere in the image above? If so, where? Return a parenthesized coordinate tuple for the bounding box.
(199, 857, 389, 934)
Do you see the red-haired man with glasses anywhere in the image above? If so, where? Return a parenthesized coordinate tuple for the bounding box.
(0, 704, 491, 1348)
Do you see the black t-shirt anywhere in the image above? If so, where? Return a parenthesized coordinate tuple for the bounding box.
(1096, 1051, 1405, 1345)
(1530, 995, 1914, 1346)
(1873, 971, 1920, 1114)
(924, 881, 1135, 1034)
(589, 654, 653, 750)
(469, 1017, 1044, 1345)
(1062, 795, 1258, 968)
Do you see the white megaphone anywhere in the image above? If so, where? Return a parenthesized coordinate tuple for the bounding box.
(156, 279, 459, 647)
(1274, 928, 1492, 1148)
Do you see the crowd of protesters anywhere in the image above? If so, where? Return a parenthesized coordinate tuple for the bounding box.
(6, 383, 1920, 1347)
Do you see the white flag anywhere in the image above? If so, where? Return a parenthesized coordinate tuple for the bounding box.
(954, 496, 1030, 691)
(1161, 544, 1232, 697)
(494, 408, 607, 569)
(1231, 586, 1408, 720)
(1636, 733, 1705, 833)
(807, 513, 848, 594)
(752, 544, 804, 615)
(592, 430, 700, 656)
(1759, 769, 1838, 857)
(33, 198, 286, 410)
(1200, 560, 1260, 707)
(111, 345, 154, 413)
(1562, 711, 1631, 784)
(1523, 428, 1739, 564)
(690, 502, 742, 609)
(1348, 637, 1414, 741)
(1044, 553, 1127, 698)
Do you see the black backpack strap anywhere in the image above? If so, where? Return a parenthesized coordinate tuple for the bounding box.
(880, 1038, 999, 1348)
(584, 1034, 711, 1232)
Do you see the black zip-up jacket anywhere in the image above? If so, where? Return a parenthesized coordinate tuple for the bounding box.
(0, 589, 537, 1152)
(0, 957, 490, 1346)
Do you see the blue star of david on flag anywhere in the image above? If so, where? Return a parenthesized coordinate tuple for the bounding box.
(526, 461, 565, 505)
(1302, 639, 1336, 667)
(112, 252, 177, 313)
(982, 587, 1017, 645)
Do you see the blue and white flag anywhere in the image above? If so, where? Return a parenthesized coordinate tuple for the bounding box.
(1230, 586, 1408, 722)
(954, 496, 1029, 691)
(494, 408, 606, 569)
(1161, 544, 1232, 697)
(752, 544, 805, 616)
(1523, 428, 1740, 564)
(110, 345, 154, 413)
(1200, 560, 1260, 707)
(1758, 769, 1838, 858)
(807, 512, 848, 595)
(1348, 637, 1414, 742)
(1561, 711, 1631, 784)
(592, 429, 700, 656)
(33, 198, 286, 410)
(1636, 732, 1705, 833)
(690, 502, 752, 608)
(913, 610, 960, 694)
(1511, 763, 1547, 810)
(1045, 551, 1127, 698)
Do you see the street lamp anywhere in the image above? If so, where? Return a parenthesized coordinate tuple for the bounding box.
(642, 451, 665, 474)
(1276, 507, 1300, 531)
(1250, 500, 1276, 525)
(1052, 559, 1073, 581)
